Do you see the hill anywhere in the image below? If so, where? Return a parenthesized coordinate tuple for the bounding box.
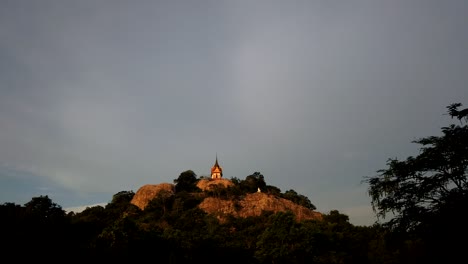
(130, 178, 322, 221)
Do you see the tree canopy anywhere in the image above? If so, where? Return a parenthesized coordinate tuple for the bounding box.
(365, 103, 468, 231)
(364, 103, 468, 262)
(174, 170, 200, 193)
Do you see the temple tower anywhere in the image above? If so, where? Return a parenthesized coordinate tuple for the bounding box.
(211, 154, 223, 179)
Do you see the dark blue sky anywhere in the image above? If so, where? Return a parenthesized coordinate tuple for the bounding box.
(1, 0, 467, 225)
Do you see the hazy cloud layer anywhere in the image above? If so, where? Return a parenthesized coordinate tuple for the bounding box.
(1, 0, 467, 225)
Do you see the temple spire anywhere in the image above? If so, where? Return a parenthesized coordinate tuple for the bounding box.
(211, 153, 223, 179)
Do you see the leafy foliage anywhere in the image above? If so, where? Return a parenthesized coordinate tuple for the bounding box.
(174, 170, 200, 193)
(364, 103, 468, 262)
(281, 189, 317, 210)
(365, 103, 468, 231)
(241, 171, 267, 192)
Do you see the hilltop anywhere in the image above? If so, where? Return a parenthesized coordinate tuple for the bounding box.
(130, 176, 322, 222)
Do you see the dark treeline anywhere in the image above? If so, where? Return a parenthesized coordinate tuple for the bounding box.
(1, 103, 467, 263)
(0, 184, 397, 263)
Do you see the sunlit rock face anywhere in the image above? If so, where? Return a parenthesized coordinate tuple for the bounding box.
(196, 178, 234, 191)
(130, 183, 175, 210)
(199, 192, 323, 222)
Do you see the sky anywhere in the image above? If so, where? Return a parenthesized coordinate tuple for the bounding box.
(1, 0, 467, 226)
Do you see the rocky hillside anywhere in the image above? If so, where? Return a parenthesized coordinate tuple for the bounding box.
(196, 178, 234, 191)
(130, 183, 174, 210)
(130, 179, 322, 221)
(199, 192, 322, 222)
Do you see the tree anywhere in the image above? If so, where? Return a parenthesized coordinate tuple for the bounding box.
(20, 195, 72, 258)
(364, 103, 468, 262)
(105, 190, 139, 222)
(323, 210, 350, 225)
(110, 190, 135, 204)
(145, 189, 174, 218)
(365, 103, 468, 230)
(265, 185, 281, 195)
(282, 189, 317, 210)
(24, 195, 65, 222)
(240, 172, 266, 193)
(255, 211, 314, 263)
(174, 170, 200, 193)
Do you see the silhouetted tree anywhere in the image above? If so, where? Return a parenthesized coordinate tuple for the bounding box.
(265, 185, 281, 195)
(255, 211, 311, 263)
(240, 172, 266, 193)
(105, 190, 139, 223)
(24, 195, 65, 222)
(20, 195, 71, 258)
(364, 103, 468, 262)
(282, 189, 317, 210)
(110, 190, 135, 204)
(174, 170, 200, 193)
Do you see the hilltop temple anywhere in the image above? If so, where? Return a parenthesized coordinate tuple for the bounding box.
(211, 155, 223, 179)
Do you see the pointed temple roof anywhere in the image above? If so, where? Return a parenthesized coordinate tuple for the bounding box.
(212, 155, 221, 170)
(211, 154, 223, 177)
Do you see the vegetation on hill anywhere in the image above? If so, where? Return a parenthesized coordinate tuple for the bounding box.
(0, 190, 379, 263)
(0, 103, 466, 263)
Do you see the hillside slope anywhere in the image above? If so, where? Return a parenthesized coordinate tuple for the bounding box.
(199, 192, 322, 222)
(130, 179, 322, 221)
